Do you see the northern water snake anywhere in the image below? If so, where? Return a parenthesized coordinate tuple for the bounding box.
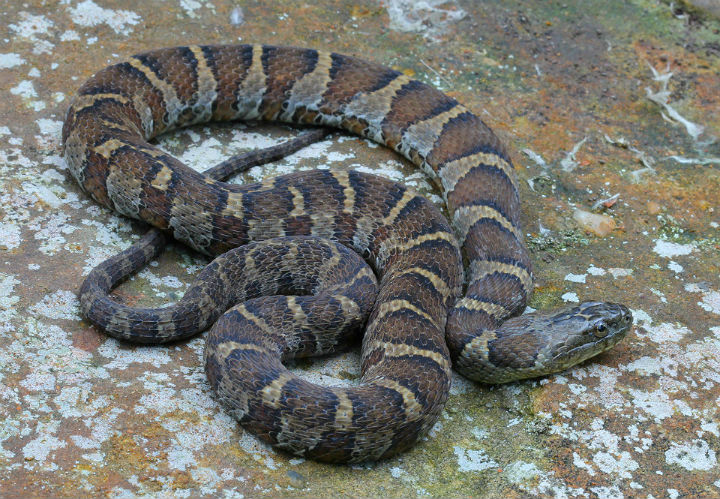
(63, 44, 632, 463)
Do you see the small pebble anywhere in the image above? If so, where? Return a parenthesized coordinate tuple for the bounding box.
(287, 470, 306, 487)
(646, 201, 661, 215)
(573, 209, 616, 236)
(230, 7, 244, 26)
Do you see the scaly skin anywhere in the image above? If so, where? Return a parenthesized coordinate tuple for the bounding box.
(66, 45, 632, 463)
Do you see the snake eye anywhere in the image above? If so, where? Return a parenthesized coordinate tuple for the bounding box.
(594, 322, 608, 337)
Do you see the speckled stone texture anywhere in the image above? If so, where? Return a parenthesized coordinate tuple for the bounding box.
(1, 0, 719, 497)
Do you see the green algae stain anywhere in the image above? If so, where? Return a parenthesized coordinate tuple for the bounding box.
(526, 229, 590, 253)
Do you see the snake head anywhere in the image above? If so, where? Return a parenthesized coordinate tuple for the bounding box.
(457, 301, 633, 383)
(547, 301, 632, 370)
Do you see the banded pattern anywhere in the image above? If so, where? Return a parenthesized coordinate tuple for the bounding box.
(64, 44, 631, 463)
(83, 235, 378, 347)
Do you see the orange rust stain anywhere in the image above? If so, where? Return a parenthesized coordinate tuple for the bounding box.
(105, 433, 153, 471)
(73, 326, 104, 352)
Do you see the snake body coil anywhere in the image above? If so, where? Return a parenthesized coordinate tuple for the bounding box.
(63, 45, 631, 463)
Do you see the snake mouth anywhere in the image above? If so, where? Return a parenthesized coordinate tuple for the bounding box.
(555, 324, 631, 368)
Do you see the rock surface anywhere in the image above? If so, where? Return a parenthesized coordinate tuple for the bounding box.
(1, 0, 719, 497)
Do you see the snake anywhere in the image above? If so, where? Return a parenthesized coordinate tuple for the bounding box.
(62, 44, 632, 463)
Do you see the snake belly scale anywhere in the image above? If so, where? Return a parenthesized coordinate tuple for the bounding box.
(63, 44, 631, 463)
